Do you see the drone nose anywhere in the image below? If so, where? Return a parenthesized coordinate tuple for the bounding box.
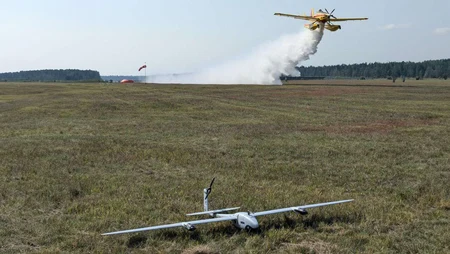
(248, 216, 259, 229)
(250, 219, 259, 229)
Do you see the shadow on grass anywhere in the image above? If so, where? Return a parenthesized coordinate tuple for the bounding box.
(150, 224, 242, 240)
(127, 235, 147, 248)
(256, 211, 362, 234)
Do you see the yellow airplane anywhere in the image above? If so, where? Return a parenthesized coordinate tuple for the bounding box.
(274, 8, 368, 32)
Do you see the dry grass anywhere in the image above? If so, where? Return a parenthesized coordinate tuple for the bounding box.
(0, 80, 449, 253)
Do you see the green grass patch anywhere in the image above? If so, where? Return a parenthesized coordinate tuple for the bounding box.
(1, 80, 449, 253)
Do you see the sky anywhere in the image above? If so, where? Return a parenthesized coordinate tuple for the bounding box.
(1, 0, 449, 75)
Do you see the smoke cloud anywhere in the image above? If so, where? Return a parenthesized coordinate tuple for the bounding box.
(149, 26, 324, 85)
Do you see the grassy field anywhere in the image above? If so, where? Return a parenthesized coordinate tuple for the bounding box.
(1, 80, 449, 253)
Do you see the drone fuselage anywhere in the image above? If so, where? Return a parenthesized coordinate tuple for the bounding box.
(213, 212, 259, 230)
(234, 212, 259, 229)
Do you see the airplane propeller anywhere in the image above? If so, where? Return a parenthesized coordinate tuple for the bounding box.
(325, 8, 337, 19)
(205, 177, 215, 200)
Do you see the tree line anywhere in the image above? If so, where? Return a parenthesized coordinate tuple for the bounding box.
(297, 59, 450, 79)
(0, 69, 101, 82)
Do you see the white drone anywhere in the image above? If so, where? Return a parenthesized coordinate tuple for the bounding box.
(102, 178, 353, 235)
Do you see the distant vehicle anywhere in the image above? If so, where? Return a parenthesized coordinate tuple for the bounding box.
(274, 8, 368, 32)
(102, 178, 353, 235)
(120, 79, 134, 84)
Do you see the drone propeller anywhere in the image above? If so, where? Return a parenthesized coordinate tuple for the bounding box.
(204, 177, 215, 200)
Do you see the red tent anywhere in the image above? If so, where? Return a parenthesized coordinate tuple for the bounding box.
(120, 79, 134, 84)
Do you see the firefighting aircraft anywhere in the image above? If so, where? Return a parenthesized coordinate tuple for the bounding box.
(102, 178, 353, 235)
(274, 8, 368, 32)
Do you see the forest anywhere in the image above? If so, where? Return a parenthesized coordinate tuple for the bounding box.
(0, 69, 101, 82)
(297, 58, 450, 79)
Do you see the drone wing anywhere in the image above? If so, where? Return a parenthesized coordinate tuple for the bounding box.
(102, 216, 236, 236)
(330, 17, 368, 22)
(274, 13, 316, 21)
(252, 199, 353, 217)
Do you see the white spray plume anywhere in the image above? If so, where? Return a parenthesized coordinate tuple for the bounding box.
(149, 26, 324, 85)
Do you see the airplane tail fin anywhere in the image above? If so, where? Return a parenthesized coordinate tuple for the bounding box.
(311, 8, 314, 17)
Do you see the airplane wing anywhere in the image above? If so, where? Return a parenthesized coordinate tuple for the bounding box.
(102, 216, 236, 236)
(330, 18, 368, 22)
(252, 199, 353, 217)
(274, 13, 316, 21)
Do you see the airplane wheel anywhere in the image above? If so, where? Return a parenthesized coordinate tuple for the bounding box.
(245, 226, 252, 231)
